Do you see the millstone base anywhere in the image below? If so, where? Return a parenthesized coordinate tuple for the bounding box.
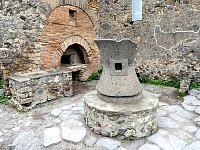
(84, 90, 159, 140)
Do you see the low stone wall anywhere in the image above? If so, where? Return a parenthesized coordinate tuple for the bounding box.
(9, 70, 73, 111)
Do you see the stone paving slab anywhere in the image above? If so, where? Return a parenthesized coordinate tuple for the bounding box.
(138, 143, 161, 150)
(43, 127, 61, 147)
(11, 131, 42, 150)
(61, 119, 87, 144)
(96, 138, 122, 150)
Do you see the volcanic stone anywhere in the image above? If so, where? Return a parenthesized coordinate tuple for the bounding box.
(61, 119, 86, 143)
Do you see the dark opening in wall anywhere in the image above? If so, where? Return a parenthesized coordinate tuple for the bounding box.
(69, 9, 77, 19)
(61, 55, 71, 64)
(72, 71, 80, 81)
(61, 44, 86, 66)
(115, 63, 122, 70)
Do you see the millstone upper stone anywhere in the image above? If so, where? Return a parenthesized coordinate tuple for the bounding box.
(94, 39, 143, 103)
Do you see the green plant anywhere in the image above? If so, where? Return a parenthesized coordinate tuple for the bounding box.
(0, 80, 3, 89)
(190, 82, 200, 89)
(0, 92, 8, 104)
(87, 68, 103, 81)
(138, 75, 180, 88)
(138, 75, 149, 83)
(178, 91, 187, 98)
(0, 80, 8, 104)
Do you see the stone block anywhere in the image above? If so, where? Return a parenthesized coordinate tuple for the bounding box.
(84, 90, 159, 140)
(43, 127, 62, 147)
(61, 119, 86, 143)
(0, 48, 13, 64)
(0, 89, 4, 97)
(96, 138, 122, 150)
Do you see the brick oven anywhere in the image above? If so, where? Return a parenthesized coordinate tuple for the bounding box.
(40, 4, 99, 81)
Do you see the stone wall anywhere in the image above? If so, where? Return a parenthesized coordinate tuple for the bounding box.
(99, 0, 200, 82)
(0, 0, 44, 89)
(0, 0, 199, 88)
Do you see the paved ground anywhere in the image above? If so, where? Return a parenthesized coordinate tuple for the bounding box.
(0, 81, 200, 150)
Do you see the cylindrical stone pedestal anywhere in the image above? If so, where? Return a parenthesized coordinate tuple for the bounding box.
(84, 90, 159, 140)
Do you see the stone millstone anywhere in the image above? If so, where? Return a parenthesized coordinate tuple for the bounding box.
(84, 90, 159, 140)
(84, 39, 159, 140)
(95, 39, 143, 103)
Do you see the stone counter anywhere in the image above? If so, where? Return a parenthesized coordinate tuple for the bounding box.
(9, 70, 73, 111)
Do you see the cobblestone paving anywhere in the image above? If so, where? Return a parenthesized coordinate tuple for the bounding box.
(0, 83, 200, 150)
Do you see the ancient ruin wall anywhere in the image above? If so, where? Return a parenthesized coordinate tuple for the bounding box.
(99, 0, 200, 82)
(0, 0, 100, 90)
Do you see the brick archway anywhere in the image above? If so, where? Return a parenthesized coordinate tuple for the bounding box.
(59, 35, 91, 55)
(58, 35, 91, 65)
(40, 35, 92, 69)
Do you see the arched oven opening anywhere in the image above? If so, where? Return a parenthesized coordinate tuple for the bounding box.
(60, 44, 89, 81)
(61, 44, 86, 66)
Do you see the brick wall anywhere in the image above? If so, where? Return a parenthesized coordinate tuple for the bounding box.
(40, 5, 99, 72)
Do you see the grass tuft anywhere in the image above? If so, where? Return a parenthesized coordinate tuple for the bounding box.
(87, 68, 103, 81)
(190, 82, 200, 89)
(138, 75, 180, 88)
